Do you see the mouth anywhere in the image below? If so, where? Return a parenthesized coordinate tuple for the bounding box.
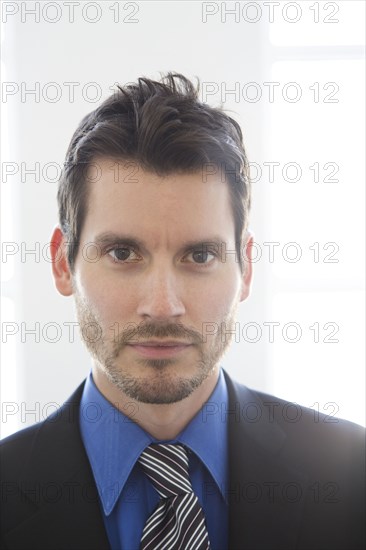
(126, 341, 193, 358)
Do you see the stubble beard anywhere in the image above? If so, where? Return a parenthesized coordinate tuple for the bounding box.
(73, 290, 238, 404)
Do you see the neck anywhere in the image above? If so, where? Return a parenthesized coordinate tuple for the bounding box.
(92, 366, 220, 440)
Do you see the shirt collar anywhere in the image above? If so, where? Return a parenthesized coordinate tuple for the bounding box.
(79, 368, 228, 515)
(177, 369, 228, 503)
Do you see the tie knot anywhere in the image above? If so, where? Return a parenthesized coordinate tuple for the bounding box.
(138, 444, 192, 498)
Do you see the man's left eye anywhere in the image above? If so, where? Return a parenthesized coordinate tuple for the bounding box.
(185, 250, 216, 264)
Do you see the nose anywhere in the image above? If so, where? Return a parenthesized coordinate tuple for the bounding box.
(136, 266, 186, 320)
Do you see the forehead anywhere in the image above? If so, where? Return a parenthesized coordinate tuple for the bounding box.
(82, 158, 235, 244)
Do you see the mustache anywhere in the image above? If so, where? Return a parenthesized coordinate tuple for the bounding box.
(112, 322, 203, 348)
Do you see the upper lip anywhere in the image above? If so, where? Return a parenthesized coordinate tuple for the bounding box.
(127, 340, 192, 347)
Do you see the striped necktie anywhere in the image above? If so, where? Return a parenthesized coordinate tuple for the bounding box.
(138, 443, 211, 550)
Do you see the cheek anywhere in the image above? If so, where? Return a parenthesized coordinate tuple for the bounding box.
(191, 274, 242, 323)
(99, 291, 137, 325)
(76, 272, 137, 325)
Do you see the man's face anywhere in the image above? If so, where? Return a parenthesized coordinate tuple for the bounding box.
(68, 159, 251, 404)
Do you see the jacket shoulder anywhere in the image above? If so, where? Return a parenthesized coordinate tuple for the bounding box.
(0, 380, 86, 479)
(225, 372, 365, 471)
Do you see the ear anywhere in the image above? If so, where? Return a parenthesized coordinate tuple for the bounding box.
(50, 226, 73, 296)
(239, 231, 253, 302)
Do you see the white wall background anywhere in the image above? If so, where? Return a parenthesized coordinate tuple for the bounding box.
(1, 0, 365, 438)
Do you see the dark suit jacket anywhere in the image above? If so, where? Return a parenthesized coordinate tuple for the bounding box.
(1, 371, 365, 550)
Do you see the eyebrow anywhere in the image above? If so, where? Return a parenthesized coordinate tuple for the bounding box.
(93, 232, 228, 252)
(94, 232, 146, 250)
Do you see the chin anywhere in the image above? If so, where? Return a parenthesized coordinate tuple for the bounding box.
(104, 362, 210, 404)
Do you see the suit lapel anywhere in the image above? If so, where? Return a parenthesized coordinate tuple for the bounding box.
(4, 382, 111, 550)
(225, 372, 308, 550)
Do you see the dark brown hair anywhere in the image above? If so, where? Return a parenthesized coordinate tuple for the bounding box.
(57, 72, 251, 271)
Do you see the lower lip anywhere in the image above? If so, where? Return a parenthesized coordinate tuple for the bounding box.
(127, 344, 192, 358)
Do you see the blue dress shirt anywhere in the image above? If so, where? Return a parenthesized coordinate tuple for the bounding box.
(79, 368, 229, 550)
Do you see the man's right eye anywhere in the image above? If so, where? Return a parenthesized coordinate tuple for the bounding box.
(107, 247, 140, 262)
